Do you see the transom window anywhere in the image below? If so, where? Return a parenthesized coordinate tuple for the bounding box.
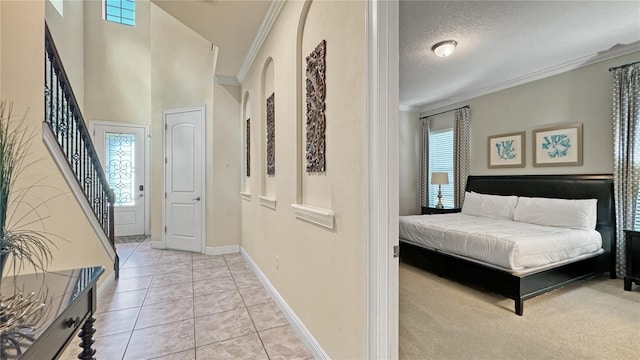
(105, 0, 135, 26)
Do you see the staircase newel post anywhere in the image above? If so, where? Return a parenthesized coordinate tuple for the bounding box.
(108, 189, 118, 279)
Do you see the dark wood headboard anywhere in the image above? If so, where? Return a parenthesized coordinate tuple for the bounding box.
(466, 175, 616, 276)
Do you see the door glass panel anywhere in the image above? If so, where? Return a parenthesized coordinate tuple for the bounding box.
(105, 132, 136, 206)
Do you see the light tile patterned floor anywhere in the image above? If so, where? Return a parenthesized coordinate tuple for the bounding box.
(61, 239, 313, 360)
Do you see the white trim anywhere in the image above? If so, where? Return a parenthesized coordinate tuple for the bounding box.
(366, 1, 399, 359)
(42, 123, 117, 263)
(240, 247, 329, 359)
(89, 120, 151, 236)
(240, 192, 252, 201)
(290, 203, 334, 229)
(162, 106, 207, 254)
(150, 239, 164, 250)
(236, 1, 286, 83)
(215, 75, 240, 86)
(417, 41, 640, 113)
(205, 245, 240, 255)
(97, 268, 116, 299)
(399, 104, 419, 112)
(259, 196, 277, 210)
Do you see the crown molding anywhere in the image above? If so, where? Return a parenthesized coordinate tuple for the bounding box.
(215, 75, 240, 86)
(416, 41, 640, 114)
(236, 1, 286, 84)
(399, 104, 419, 112)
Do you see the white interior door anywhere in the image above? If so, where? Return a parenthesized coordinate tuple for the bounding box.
(164, 107, 204, 253)
(93, 124, 146, 236)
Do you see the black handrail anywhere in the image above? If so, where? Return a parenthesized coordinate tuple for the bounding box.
(44, 23, 119, 279)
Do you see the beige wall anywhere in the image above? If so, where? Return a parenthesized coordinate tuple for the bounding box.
(1, 1, 112, 281)
(400, 52, 640, 213)
(241, 1, 366, 357)
(45, 0, 84, 109)
(83, 0, 151, 126)
(150, 4, 241, 249)
(210, 82, 241, 247)
(399, 111, 419, 215)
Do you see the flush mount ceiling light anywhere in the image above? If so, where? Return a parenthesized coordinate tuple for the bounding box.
(431, 40, 458, 57)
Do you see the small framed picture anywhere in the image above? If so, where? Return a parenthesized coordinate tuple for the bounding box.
(533, 123, 583, 167)
(488, 131, 525, 168)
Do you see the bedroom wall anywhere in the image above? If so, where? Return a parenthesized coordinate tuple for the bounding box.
(240, 1, 366, 357)
(400, 110, 420, 215)
(420, 52, 640, 177)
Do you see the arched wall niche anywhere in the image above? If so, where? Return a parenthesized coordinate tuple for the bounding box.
(242, 91, 252, 195)
(260, 57, 276, 204)
(293, 0, 335, 228)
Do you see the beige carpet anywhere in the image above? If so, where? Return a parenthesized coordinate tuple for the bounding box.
(400, 262, 640, 360)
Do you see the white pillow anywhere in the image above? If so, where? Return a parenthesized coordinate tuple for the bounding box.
(461, 192, 518, 220)
(513, 197, 597, 230)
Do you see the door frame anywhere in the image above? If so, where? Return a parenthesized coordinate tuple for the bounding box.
(162, 106, 207, 254)
(366, 1, 399, 359)
(89, 120, 151, 236)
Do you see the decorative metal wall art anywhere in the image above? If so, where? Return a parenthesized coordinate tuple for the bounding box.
(246, 118, 251, 177)
(105, 132, 136, 206)
(305, 40, 327, 172)
(266, 93, 275, 175)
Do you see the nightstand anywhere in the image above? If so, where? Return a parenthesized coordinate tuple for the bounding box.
(624, 229, 640, 291)
(421, 207, 461, 215)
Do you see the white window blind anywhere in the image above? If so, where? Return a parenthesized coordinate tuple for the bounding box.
(428, 129, 454, 208)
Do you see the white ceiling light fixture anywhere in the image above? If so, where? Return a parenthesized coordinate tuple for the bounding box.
(431, 40, 458, 57)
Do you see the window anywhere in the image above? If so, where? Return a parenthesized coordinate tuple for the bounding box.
(105, 0, 135, 26)
(428, 128, 454, 208)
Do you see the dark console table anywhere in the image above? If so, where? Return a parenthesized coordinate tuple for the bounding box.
(0, 266, 104, 359)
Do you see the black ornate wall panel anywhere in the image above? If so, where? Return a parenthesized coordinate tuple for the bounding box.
(305, 40, 326, 172)
(246, 118, 250, 177)
(266, 93, 275, 175)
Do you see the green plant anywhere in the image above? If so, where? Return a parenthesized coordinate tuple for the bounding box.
(0, 100, 54, 274)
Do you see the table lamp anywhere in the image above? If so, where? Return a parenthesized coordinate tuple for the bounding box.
(431, 172, 449, 209)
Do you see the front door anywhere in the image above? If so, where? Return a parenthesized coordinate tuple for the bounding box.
(93, 123, 146, 236)
(164, 107, 204, 253)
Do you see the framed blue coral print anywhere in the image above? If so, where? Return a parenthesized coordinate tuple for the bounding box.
(488, 131, 525, 168)
(533, 123, 583, 167)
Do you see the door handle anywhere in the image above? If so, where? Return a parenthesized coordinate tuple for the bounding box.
(193, 197, 201, 202)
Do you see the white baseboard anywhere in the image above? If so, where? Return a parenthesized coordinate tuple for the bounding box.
(240, 247, 329, 359)
(97, 269, 116, 299)
(150, 240, 164, 250)
(206, 245, 240, 255)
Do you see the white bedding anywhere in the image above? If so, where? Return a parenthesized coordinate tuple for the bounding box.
(399, 213, 602, 270)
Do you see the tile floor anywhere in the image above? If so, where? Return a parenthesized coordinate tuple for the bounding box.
(60, 239, 313, 360)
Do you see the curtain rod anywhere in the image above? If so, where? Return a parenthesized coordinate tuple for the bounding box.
(609, 60, 640, 72)
(419, 105, 469, 120)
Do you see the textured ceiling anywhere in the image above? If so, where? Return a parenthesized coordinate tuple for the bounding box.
(151, 0, 271, 78)
(400, 1, 640, 111)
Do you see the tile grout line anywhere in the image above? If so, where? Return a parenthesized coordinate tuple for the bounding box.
(227, 255, 273, 359)
(118, 239, 155, 360)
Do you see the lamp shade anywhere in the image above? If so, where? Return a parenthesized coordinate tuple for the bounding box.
(431, 172, 449, 185)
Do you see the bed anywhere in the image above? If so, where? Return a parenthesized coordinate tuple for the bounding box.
(399, 174, 616, 316)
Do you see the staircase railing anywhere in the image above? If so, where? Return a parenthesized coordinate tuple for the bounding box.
(44, 24, 119, 279)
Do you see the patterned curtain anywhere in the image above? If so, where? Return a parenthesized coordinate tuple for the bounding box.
(419, 117, 430, 207)
(453, 107, 471, 207)
(612, 63, 640, 277)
